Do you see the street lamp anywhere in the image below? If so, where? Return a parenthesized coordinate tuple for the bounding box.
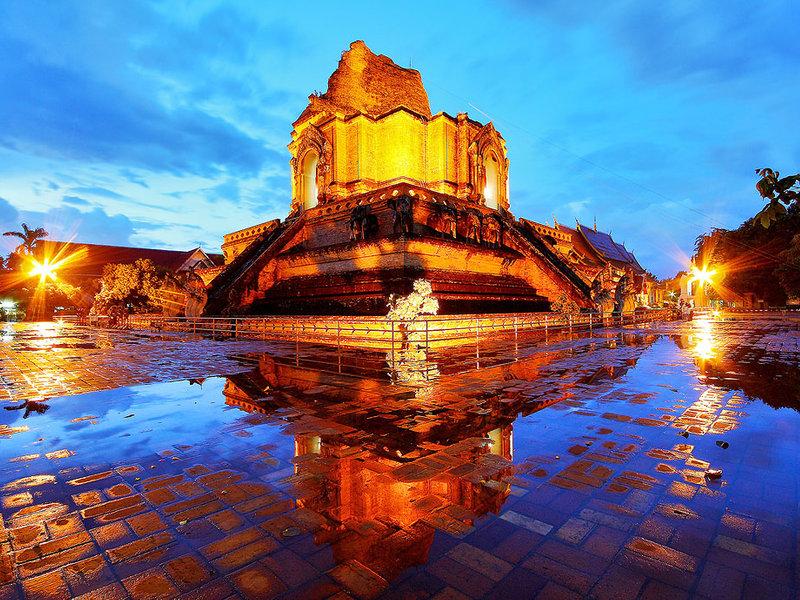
(689, 265, 716, 309)
(29, 258, 58, 283)
(689, 265, 715, 286)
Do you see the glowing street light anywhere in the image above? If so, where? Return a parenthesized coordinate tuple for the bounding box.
(689, 265, 716, 286)
(29, 258, 58, 283)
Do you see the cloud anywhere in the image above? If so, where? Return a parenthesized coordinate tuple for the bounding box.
(0, 0, 797, 279)
(62, 196, 92, 207)
(0, 197, 20, 231)
(0, 36, 274, 178)
(35, 206, 147, 246)
(69, 187, 127, 200)
(0, 199, 154, 249)
(119, 169, 149, 188)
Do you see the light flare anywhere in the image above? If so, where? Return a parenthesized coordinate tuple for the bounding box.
(689, 265, 716, 286)
(29, 258, 58, 282)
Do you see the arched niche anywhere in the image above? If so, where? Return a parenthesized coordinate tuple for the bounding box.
(301, 150, 319, 209)
(469, 122, 509, 211)
(483, 152, 500, 210)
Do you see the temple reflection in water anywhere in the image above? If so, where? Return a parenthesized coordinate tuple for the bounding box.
(218, 331, 648, 582)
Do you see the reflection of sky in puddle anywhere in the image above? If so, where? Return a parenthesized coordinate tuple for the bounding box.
(1, 321, 799, 594)
(0, 378, 288, 476)
(3, 326, 797, 483)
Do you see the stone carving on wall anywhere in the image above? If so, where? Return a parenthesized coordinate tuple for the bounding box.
(467, 142, 482, 203)
(426, 203, 457, 239)
(388, 195, 414, 236)
(459, 209, 482, 244)
(348, 203, 378, 241)
(481, 214, 502, 248)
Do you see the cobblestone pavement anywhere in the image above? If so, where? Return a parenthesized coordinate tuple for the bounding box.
(0, 317, 798, 599)
(0, 322, 273, 401)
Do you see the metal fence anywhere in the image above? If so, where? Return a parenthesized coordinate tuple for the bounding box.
(60, 309, 675, 350)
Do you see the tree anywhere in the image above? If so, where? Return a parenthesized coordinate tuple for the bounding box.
(754, 168, 800, 228)
(775, 234, 800, 300)
(3, 223, 48, 255)
(92, 259, 165, 314)
(693, 200, 800, 305)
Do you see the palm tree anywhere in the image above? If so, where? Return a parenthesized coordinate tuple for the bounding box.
(3, 223, 48, 255)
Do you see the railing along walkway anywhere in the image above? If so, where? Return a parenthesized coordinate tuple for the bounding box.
(61, 309, 675, 350)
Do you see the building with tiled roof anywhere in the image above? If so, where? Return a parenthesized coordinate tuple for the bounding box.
(573, 224, 645, 274)
(35, 240, 223, 283)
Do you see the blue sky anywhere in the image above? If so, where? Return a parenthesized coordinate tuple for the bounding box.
(0, 0, 797, 278)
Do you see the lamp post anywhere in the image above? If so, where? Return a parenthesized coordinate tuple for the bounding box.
(689, 265, 716, 308)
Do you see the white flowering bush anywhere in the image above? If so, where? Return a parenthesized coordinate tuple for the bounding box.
(386, 279, 439, 382)
(387, 279, 439, 321)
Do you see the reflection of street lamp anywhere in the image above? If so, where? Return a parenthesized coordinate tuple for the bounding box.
(0, 299, 17, 322)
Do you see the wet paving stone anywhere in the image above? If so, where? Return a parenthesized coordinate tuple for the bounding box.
(0, 316, 797, 598)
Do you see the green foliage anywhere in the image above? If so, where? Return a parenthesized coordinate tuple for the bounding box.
(4, 252, 25, 272)
(754, 168, 799, 228)
(92, 259, 165, 314)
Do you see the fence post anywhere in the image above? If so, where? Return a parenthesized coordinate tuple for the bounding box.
(390, 320, 395, 370)
(337, 320, 341, 351)
(545, 315, 548, 341)
(569, 314, 573, 334)
(425, 319, 429, 349)
(475, 318, 480, 364)
(589, 312, 593, 333)
(514, 315, 518, 343)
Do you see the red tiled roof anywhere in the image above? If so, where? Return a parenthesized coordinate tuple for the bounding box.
(35, 240, 219, 278)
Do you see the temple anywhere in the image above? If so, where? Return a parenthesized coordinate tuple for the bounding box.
(204, 41, 650, 316)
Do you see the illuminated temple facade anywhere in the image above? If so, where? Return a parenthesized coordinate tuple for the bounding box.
(204, 41, 650, 316)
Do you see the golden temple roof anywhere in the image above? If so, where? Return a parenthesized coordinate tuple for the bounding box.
(297, 40, 432, 124)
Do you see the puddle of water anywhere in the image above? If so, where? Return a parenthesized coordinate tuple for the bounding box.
(0, 319, 798, 597)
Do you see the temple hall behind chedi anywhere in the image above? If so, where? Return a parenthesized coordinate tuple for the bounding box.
(203, 41, 652, 316)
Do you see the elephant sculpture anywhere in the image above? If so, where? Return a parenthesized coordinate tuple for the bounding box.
(349, 203, 378, 241)
(388, 195, 414, 236)
(426, 204, 457, 239)
(459, 209, 482, 244)
(481, 215, 502, 247)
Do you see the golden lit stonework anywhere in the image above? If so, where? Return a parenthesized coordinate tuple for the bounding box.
(289, 41, 510, 212)
(206, 41, 609, 316)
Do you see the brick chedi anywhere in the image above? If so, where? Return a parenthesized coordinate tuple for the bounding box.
(204, 41, 593, 316)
